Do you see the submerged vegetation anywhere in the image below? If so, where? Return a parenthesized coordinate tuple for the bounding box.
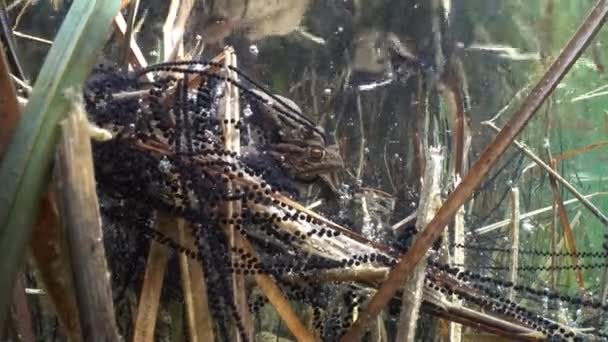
(1, 0, 608, 341)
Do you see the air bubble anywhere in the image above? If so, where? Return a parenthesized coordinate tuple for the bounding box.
(249, 45, 259, 56)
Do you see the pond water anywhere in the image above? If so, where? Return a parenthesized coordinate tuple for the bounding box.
(5, 0, 608, 341)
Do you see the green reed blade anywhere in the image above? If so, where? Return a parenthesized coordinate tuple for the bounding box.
(0, 0, 120, 324)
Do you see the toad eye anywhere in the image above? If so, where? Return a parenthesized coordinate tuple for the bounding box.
(309, 147, 325, 161)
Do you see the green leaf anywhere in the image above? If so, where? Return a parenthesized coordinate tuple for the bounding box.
(0, 0, 120, 324)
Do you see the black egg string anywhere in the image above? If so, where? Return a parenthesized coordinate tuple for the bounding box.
(324, 289, 366, 340)
(248, 292, 268, 314)
(90, 65, 601, 339)
(425, 273, 599, 340)
(141, 216, 346, 280)
(191, 222, 249, 342)
(102, 202, 154, 303)
(150, 77, 228, 154)
(90, 65, 324, 205)
(160, 93, 253, 342)
(133, 62, 326, 143)
(185, 190, 251, 341)
(87, 71, 308, 342)
(161, 129, 237, 336)
(142, 215, 373, 340)
(134, 60, 317, 126)
(132, 145, 397, 282)
(424, 276, 587, 340)
(234, 211, 354, 275)
(452, 243, 608, 258)
(135, 215, 237, 340)
(230, 246, 268, 276)
(312, 306, 325, 336)
(472, 262, 608, 272)
(429, 261, 608, 312)
(91, 131, 380, 278)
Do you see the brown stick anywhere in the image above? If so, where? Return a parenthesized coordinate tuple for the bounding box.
(422, 303, 544, 341)
(29, 194, 83, 341)
(55, 101, 119, 341)
(219, 47, 253, 341)
(113, 12, 147, 72)
(236, 234, 317, 342)
(340, 2, 608, 340)
(9, 274, 35, 342)
(176, 219, 215, 342)
(120, 0, 140, 69)
(507, 188, 520, 301)
(483, 121, 608, 227)
(396, 149, 443, 341)
(546, 157, 586, 292)
(133, 213, 172, 342)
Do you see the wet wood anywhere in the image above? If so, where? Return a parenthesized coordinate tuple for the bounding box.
(29, 192, 83, 341)
(341, 1, 608, 339)
(235, 234, 316, 342)
(449, 177, 465, 342)
(546, 157, 585, 292)
(113, 12, 148, 72)
(133, 213, 172, 342)
(55, 103, 119, 341)
(507, 188, 520, 300)
(396, 148, 443, 342)
(9, 274, 35, 342)
(219, 47, 253, 341)
(176, 219, 215, 342)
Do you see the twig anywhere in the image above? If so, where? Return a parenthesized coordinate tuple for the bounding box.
(218, 47, 253, 341)
(176, 219, 216, 342)
(472, 191, 608, 235)
(287, 268, 553, 341)
(170, 0, 195, 61)
(12, 30, 52, 45)
(507, 188, 520, 300)
(396, 148, 443, 341)
(486, 84, 530, 124)
(162, 0, 179, 56)
(449, 175, 465, 342)
(544, 145, 586, 292)
(383, 141, 397, 192)
(238, 235, 317, 342)
(28, 193, 83, 341)
(441, 59, 469, 175)
(121, 0, 140, 68)
(9, 273, 35, 342)
(355, 92, 366, 181)
(391, 211, 417, 233)
(113, 11, 148, 71)
(552, 140, 608, 162)
(570, 83, 608, 102)
(483, 121, 608, 227)
(532, 211, 582, 289)
(10, 73, 30, 94)
(133, 213, 172, 342)
(340, 2, 608, 339)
